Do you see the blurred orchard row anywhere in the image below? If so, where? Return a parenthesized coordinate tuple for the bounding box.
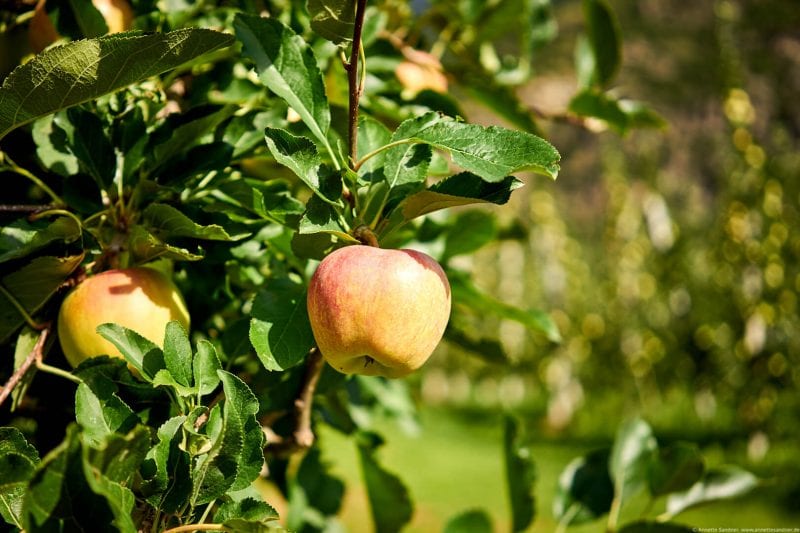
(417, 0, 800, 496)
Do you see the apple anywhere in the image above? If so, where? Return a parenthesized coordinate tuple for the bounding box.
(307, 245, 451, 378)
(57, 267, 190, 368)
(29, 0, 134, 53)
(395, 49, 448, 96)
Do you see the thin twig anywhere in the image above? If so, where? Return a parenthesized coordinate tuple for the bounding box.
(161, 524, 225, 533)
(345, 0, 369, 166)
(0, 324, 50, 409)
(0, 204, 57, 213)
(266, 348, 326, 455)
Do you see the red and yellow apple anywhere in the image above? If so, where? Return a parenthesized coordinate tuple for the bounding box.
(57, 267, 190, 368)
(307, 245, 451, 378)
(29, 0, 134, 53)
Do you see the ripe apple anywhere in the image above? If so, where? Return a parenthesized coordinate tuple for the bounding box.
(29, 0, 134, 53)
(307, 245, 451, 378)
(57, 267, 190, 368)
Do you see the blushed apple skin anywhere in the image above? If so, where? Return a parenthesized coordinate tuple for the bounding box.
(57, 267, 190, 368)
(307, 245, 451, 378)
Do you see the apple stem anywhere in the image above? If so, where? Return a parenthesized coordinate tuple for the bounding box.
(353, 224, 379, 247)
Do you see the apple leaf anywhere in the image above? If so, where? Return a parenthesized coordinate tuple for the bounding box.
(449, 272, 561, 342)
(249, 278, 315, 371)
(443, 210, 497, 260)
(10, 327, 42, 410)
(664, 466, 759, 519)
(385, 112, 560, 182)
(287, 447, 345, 529)
(569, 90, 666, 134)
(505, 416, 535, 532)
(140, 415, 190, 509)
(194, 340, 222, 397)
(298, 196, 354, 242)
(0, 215, 82, 264)
(383, 142, 433, 189)
(264, 128, 343, 205)
(308, 0, 356, 44)
(618, 521, 694, 533)
(0, 254, 84, 344)
(234, 15, 332, 153)
(163, 321, 193, 389)
(610, 418, 658, 507)
(79, 427, 151, 533)
(443, 509, 493, 533)
(190, 371, 263, 505)
(0, 427, 39, 529)
(357, 115, 392, 181)
(57, 107, 116, 190)
(214, 497, 280, 530)
(358, 436, 413, 533)
(552, 450, 614, 526)
(128, 225, 206, 264)
(379, 173, 523, 239)
(581, 0, 621, 88)
(75, 380, 138, 448)
(143, 204, 234, 242)
(96, 323, 164, 381)
(649, 443, 705, 497)
(0, 29, 235, 140)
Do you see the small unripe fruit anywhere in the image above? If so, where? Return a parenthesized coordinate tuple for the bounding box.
(57, 267, 190, 368)
(307, 245, 451, 378)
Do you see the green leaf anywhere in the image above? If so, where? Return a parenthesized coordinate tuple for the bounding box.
(194, 340, 222, 397)
(140, 416, 189, 508)
(288, 447, 345, 530)
(450, 272, 561, 342)
(610, 418, 658, 507)
(163, 320, 193, 388)
(191, 371, 263, 505)
(32, 114, 79, 177)
(0, 29, 235, 140)
(249, 278, 315, 371)
(618, 522, 694, 533)
(665, 466, 759, 519)
(143, 203, 234, 241)
(466, 76, 542, 136)
(96, 323, 164, 380)
(443, 210, 497, 260)
(443, 509, 493, 533)
(383, 142, 432, 189)
(582, 0, 621, 87)
(0, 254, 84, 344)
(215, 497, 281, 531)
(298, 195, 353, 241)
(552, 450, 614, 526)
(357, 115, 392, 181)
(648, 443, 705, 498)
(443, 323, 510, 365)
(128, 224, 206, 264)
(380, 172, 523, 239)
(0, 216, 81, 264)
(75, 380, 138, 448)
(150, 106, 235, 173)
(386, 113, 559, 181)
(505, 416, 535, 532)
(264, 128, 342, 204)
(66, 0, 109, 38)
(10, 327, 41, 410)
(569, 90, 667, 134)
(79, 427, 150, 533)
(58, 107, 116, 190)
(308, 0, 356, 43)
(234, 15, 332, 153)
(0, 427, 39, 529)
(358, 438, 413, 533)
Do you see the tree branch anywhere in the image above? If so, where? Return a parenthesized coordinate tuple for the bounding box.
(265, 348, 326, 456)
(345, 0, 369, 167)
(0, 324, 50, 409)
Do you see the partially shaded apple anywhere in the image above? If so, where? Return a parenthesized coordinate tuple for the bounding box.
(307, 245, 451, 378)
(57, 267, 190, 368)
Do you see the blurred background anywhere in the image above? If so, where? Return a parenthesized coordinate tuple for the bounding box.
(320, 0, 800, 530)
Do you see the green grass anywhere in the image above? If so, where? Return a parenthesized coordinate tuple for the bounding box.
(316, 406, 800, 532)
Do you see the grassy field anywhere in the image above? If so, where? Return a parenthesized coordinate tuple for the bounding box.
(312, 406, 799, 532)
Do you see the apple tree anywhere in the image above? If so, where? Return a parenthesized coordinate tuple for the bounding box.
(0, 0, 758, 531)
